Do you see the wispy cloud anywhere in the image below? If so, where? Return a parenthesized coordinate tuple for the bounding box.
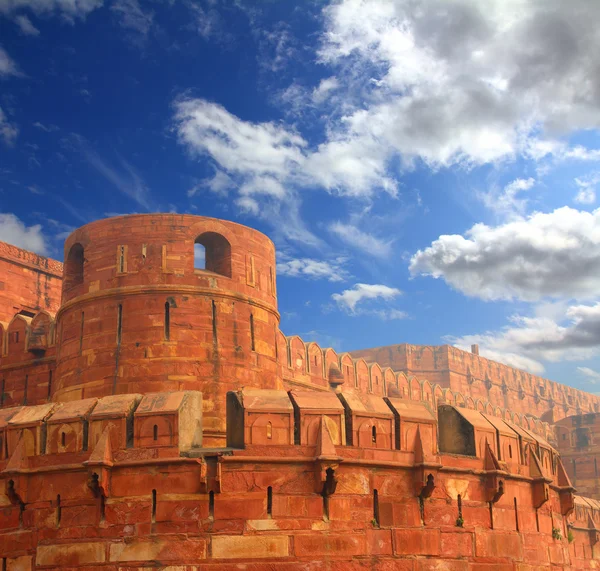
(70, 134, 152, 210)
(0, 106, 18, 145)
(0, 45, 21, 77)
(577, 367, 600, 383)
(111, 0, 154, 44)
(329, 221, 393, 258)
(15, 14, 40, 36)
(277, 254, 349, 282)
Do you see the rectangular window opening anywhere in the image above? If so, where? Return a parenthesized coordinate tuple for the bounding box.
(151, 489, 157, 523)
(373, 489, 380, 527)
(250, 313, 255, 351)
(209, 490, 215, 519)
(514, 497, 519, 531)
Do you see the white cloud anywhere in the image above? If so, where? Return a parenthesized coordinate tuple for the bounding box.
(277, 255, 349, 282)
(0, 212, 47, 254)
(410, 206, 600, 302)
(0, 0, 102, 21)
(174, 98, 306, 181)
(329, 221, 393, 258)
(332, 283, 402, 313)
(312, 77, 339, 104)
(0, 106, 17, 145)
(578, 366, 600, 383)
(310, 0, 600, 173)
(14, 14, 39, 35)
(574, 172, 599, 205)
(479, 177, 536, 219)
(0, 45, 20, 77)
(449, 301, 600, 374)
(187, 169, 233, 198)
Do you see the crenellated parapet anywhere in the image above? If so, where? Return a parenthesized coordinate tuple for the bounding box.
(2, 215, 600, 568)
(276, 333, 556, 444)
(0, 387, 594, 569)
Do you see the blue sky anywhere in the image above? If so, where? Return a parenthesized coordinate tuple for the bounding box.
(2, 0, 600, 392)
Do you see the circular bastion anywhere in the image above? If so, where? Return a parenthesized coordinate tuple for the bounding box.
(54, 214, 282, 444)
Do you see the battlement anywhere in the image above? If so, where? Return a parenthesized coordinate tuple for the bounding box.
(1, 215, 600, 568)
(0, 387, 595, 569)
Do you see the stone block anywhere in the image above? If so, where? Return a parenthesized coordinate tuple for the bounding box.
(441, 530, 474, 558)
(211, 535, 289, 559)
(475, 531, 522, 559)
(367, 528, 393, 555)
(393, 529, 440, 556)
(109, 539, 207, 562)
(6, 556, 33, 571)
(36, 542, 106, 566)
(294, 533, 366, 557)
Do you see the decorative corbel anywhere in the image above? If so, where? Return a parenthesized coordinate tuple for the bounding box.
(555, 457, 576, 517)
(588, 514, 600, 546)
(314, 416, 343, 495)
(83, 427, 113, 498)
(199, 455, 221, 494)
(483, 441, 506, 503)
(2, 434, 29, 505)
(413, 426, 441, 499)
(529, 451, 551, 509)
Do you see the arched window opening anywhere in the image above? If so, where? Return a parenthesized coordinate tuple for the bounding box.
(509, 444, 513, 459)
(371, 425, 377, 444)
(153, 425, 158, 441)
(194, 242, 206, 270)
(266, 422, 272, 440)
(194, 232, 232, 278)
(64, 243, 84, 295)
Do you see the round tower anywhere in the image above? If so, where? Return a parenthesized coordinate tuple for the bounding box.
(54, 214, 281, 444)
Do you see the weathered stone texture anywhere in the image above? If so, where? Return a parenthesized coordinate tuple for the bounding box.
(0, 214, 598, 570)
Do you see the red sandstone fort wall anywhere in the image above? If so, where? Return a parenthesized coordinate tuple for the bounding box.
(1, 216, 600, 568)
(0, 242, 62, 323)
(351, 344, 600, 422)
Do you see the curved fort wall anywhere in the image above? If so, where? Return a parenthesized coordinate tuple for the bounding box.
(0, 214, 599, 569)
(55, 214, 281, 443)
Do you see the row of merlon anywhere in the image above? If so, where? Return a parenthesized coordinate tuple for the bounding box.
(0, 391, 203, 461)
(0, 388, 557, 475)
(227, 389, 558, 474)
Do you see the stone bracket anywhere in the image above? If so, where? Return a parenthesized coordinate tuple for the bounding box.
(414, 462, 440, 499)
(558, 488, 575, 517)
(316, 461, 339, 496)
(531, 478, 551, 509)
(199, 456, 221, 494)
(484, 470, 506, 503)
